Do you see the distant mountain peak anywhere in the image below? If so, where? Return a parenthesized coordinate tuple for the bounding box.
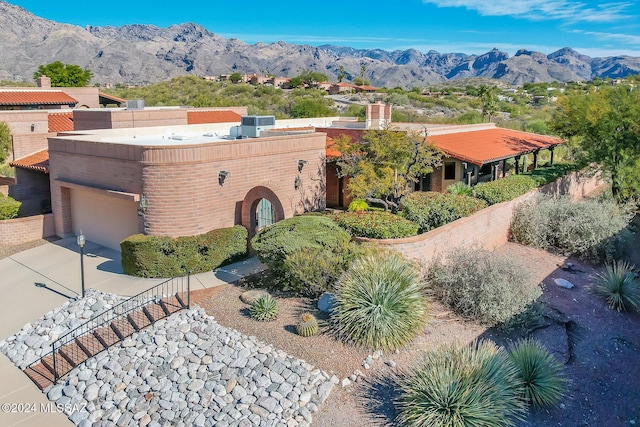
(0, 1, 639, 87)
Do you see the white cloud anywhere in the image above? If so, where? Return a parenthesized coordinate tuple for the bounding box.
(422, 0, 634, 22)
(570, 29, 640, 45)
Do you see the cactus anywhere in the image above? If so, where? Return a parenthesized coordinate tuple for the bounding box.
(296, 312, 318, 337)
(250, 294, 278, 321)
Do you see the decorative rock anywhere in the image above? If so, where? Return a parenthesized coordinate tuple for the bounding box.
(317, 293, 337, 313)
(385, 360, 397, 368)
(341, 378, 351, 387)
(239, 289, 270, 305)
(554, 278, 575, 289)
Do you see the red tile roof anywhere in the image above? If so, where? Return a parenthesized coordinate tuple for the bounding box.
(0, 91, 78, 106)
(429, 128, 563, 165)
(187, 110, 242, 124)
(10, 149, 49, 174)
(48, 112, 74, 132)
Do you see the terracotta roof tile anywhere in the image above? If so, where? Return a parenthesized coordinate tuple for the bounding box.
(10, 149, 49, 174)
(0, 91, 78, 106)
(429, 128, 563, 165)
(48, 112, 74, 132)
(187, 110, 242, 124)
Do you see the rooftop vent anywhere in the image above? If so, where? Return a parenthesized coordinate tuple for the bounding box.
(126, 99, 145, 110)
(240, 115, 275, 138)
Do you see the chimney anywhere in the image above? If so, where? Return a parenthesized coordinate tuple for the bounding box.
(365, 102, 392, 129)
(36, 75, 51, 88)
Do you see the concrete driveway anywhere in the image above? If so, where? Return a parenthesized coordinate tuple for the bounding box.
(0, 237, 265, 426)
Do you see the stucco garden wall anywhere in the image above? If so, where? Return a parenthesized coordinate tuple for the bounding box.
(354, 170, 606, 265)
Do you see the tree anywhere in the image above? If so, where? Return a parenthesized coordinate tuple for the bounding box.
(551, 84, 640, 200)
(0, 122, 11, 163)
(478, 85, 498, 122)
(33, 61, 93, 87)
(338, 65, 346, 83)
(229, 72, 242, 83)
(334, 128, 443, 212)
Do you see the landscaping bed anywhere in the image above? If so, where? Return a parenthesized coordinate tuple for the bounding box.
(197, 242, 640, 427)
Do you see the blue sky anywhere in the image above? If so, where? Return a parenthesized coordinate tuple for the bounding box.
(7, 0, 640, 57)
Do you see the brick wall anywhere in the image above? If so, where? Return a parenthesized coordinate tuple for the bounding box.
(48, 131, 326, 239)
(9, 168, 51, 216)
(0, 213, 55, 245)
(355, 171, 605, 265)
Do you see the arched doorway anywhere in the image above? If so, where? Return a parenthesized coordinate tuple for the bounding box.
(241, 186, 286, 237)
(255, 198, 276, 231)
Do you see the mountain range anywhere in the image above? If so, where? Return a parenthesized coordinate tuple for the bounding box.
(1, 1, 639, 88)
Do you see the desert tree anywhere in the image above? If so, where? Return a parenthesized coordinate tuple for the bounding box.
(33, 61, 93, 87)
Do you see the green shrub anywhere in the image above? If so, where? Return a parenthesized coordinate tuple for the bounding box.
(446, 181, 473, 196)
(251, 215, 367, 295)
(511, 196, 632, 261)
(425, 248, 541, 326)
(523, 163, 579, 186)
(591, 261, 640, 312)
(333, 252, 428, 350)
(474, 175, 538, 205)
(251, 215, 351, 277)
(508, 339, 566, 409)
(0, 194, 21, 219)
(250, 294, 279, 321)
(347, 199, 369, 212)
(397, 340, 526, 427)
(121, 225, 248, 277)
(332, 211, 419, 239)
(402, 191, 488, 233)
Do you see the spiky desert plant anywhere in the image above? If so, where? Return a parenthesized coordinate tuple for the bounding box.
(296, 312, 318, 337)
(591, 260, 640, 312)
(397, 340, 526, 427)
(250, 294, 279, 321)
(508, 339, 566, 409)
(446, 181, 473, 196)
(332, 252, 428, 350)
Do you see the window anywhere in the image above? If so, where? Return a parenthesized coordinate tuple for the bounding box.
(444, 162, 456, 180)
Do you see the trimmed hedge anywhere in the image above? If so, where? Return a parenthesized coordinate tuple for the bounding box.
(0, 194, 21, 220)
(402, 191, 488, 233)
(333, 211, 419, 239)
(251, 215, 352, 276)
(121, 225, 248, 278)
(523, 163, 579, 186)
(474, 175, 538, 205)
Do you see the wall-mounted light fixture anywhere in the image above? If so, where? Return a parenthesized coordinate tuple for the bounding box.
(218, 170, 231, 186)
(294, 176, 302, 190)
(30, 124, 35, 132)
(138, 194, 147, 216)
(297, 159, 308, 172)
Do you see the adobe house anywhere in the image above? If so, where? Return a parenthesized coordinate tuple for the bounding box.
(48, 121, 327, 250)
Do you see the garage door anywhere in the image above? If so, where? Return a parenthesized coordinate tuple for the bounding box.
(70, 189, 140, 251)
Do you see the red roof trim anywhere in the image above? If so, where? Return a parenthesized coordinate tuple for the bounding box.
(10, 149, 49, 174)
(0, 91, 78, 106)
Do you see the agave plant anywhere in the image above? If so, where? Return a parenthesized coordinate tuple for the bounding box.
(250, 294, 279, 321)
(332, 252, 427, 350)
(591, 260, 640, 312)
(508, 339, 566, 409)
(396, 340, 526, 427)
(296, 312, 318, 337)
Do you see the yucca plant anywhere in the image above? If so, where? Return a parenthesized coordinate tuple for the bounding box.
(396, 340, 526, 427)
(250, 294, 279, 321)
(591, 260, 640, 312)
(332, 252, 428, 350)
(296, 312, 318, 337)
(508, 339, 566, 409)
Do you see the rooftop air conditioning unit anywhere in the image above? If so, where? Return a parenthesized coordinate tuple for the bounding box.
(126, 99, 145, 110)
(240, 115, 275, 138)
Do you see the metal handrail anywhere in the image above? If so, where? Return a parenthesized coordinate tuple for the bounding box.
(26, 272, 190, 383)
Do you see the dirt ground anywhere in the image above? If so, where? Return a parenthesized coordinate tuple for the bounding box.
(198, 240, 640, 427)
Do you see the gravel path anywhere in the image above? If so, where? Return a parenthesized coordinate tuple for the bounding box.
(0, 238, 52, 260)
